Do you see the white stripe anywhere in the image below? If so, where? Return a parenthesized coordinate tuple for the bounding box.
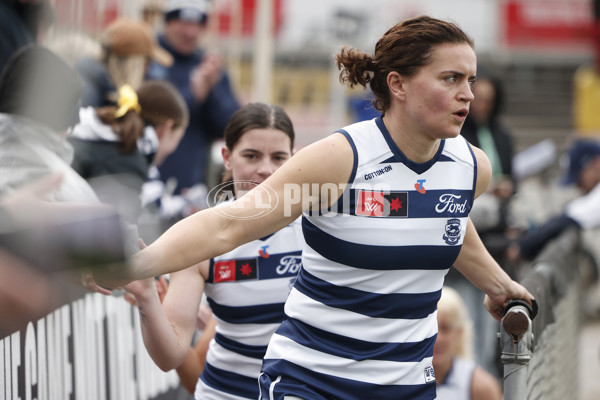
(206, 277, 294, 306)
(206, 340, 262, 379)
(302, 246, 448, 294)
(307, 214, 468, 247)
(355, 161, 474, 190)
(284, 289, 438, 343)
(269, 375, 282, 400)
(195, 379, 251, 400)
(214, 319, 279, 346)
(265, 334, 433, 386)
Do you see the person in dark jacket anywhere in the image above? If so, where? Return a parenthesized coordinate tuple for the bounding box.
(69, 80, 188, 225)
(0, 0, 54, 74)
(146, 0, 240, 196)
(446, 73, 516, 379)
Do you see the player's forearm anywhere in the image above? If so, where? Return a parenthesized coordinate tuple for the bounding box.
(453, 218, 512, 297)
(134, 287, 191, 371)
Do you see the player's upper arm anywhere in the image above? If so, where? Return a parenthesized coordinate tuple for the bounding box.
(223, 132, 355, 243)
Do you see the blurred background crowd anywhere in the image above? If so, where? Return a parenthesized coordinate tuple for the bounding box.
(1, 0, 600, 399)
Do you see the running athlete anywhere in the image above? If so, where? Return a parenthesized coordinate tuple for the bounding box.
(123, 103, 303, 400)
(95, 16, 535, 400)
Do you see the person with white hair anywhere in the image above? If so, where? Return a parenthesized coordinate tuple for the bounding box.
(434, 286, 502, 400)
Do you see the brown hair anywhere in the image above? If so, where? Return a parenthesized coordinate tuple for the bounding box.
(336, 16, 474, 114)
(221, 102, 295, 194)
(96, 80, 189, 154)
(138, 80, 189, 131)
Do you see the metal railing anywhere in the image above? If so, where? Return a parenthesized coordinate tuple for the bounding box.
(500, 227, 597, 400)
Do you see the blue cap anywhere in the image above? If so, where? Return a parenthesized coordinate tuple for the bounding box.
(562, 139, 600, 185)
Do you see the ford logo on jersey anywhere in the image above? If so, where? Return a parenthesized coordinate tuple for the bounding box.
(435, 193, 468, 214)
(276, 255, 302, 275)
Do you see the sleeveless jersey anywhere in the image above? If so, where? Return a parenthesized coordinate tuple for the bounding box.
(436, 358, 477, 400)
(261, 117, 477, 400)
(195, 218, 304, 400)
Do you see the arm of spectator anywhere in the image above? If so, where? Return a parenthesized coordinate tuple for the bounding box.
(515, 214, 580, 261)
(190, 53, 224, 104)
(175, 316, 217, 394)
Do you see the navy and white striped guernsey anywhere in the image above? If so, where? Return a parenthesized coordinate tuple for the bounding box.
(195, 218, 304, 400)
(260, 116, 477, 400)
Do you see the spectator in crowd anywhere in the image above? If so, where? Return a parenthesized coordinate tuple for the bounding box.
(0, 44, 92, 201)
(75, 17, 173, 109)
(123, 102, 303, 400)
(69, 80, 188, 225)
(0, 44, 139, 256)
(0, 0, 54, 74)
(434, 286, 503, 400)
(508, 138, 600, 262)
(461, 73, 516, 247)
(447, 72, 516, 377)
(146, 0, 240, 196)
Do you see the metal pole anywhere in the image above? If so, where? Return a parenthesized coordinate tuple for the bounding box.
(252, 0, 274, 103)
(500, 303, 534, 400)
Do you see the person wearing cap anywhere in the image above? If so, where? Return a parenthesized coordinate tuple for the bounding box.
(74, 17, 173, 109)
(507, 138, 600, 262)
(146, 0, 240, 196)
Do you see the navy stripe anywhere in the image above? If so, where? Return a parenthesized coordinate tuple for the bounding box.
(201, 362, 259, 399)
(337, 129, 358, 185)
(207, 298, 285, 324)
(214, 332, 267, 359)
(276, 317, 436, 362)
(379, 153, 454, 165)
(261, 359, 436, 400)
(464, 137, 478, 206)
(294, 269, 441, 319)
(302, 217, 460, 270)
(334, 188, 472, 218)
(376, 116, 445, 175)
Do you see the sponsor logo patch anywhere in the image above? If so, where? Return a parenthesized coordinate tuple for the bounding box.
(356, 190, 408, 217)
(214, 258, 258, 282)
(259, 245, 270, 258)
(414, 179, 426, 194)
(435, 193, 468, 214)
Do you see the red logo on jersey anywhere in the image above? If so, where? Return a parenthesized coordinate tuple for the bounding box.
(356, 190, 408, 217)
(356, 190, 385, 216)
(214, 260, 236, 282)
(213, 258, 258, 282)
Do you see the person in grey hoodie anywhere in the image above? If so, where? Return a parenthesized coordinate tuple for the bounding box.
(0, 44, 139, 256)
